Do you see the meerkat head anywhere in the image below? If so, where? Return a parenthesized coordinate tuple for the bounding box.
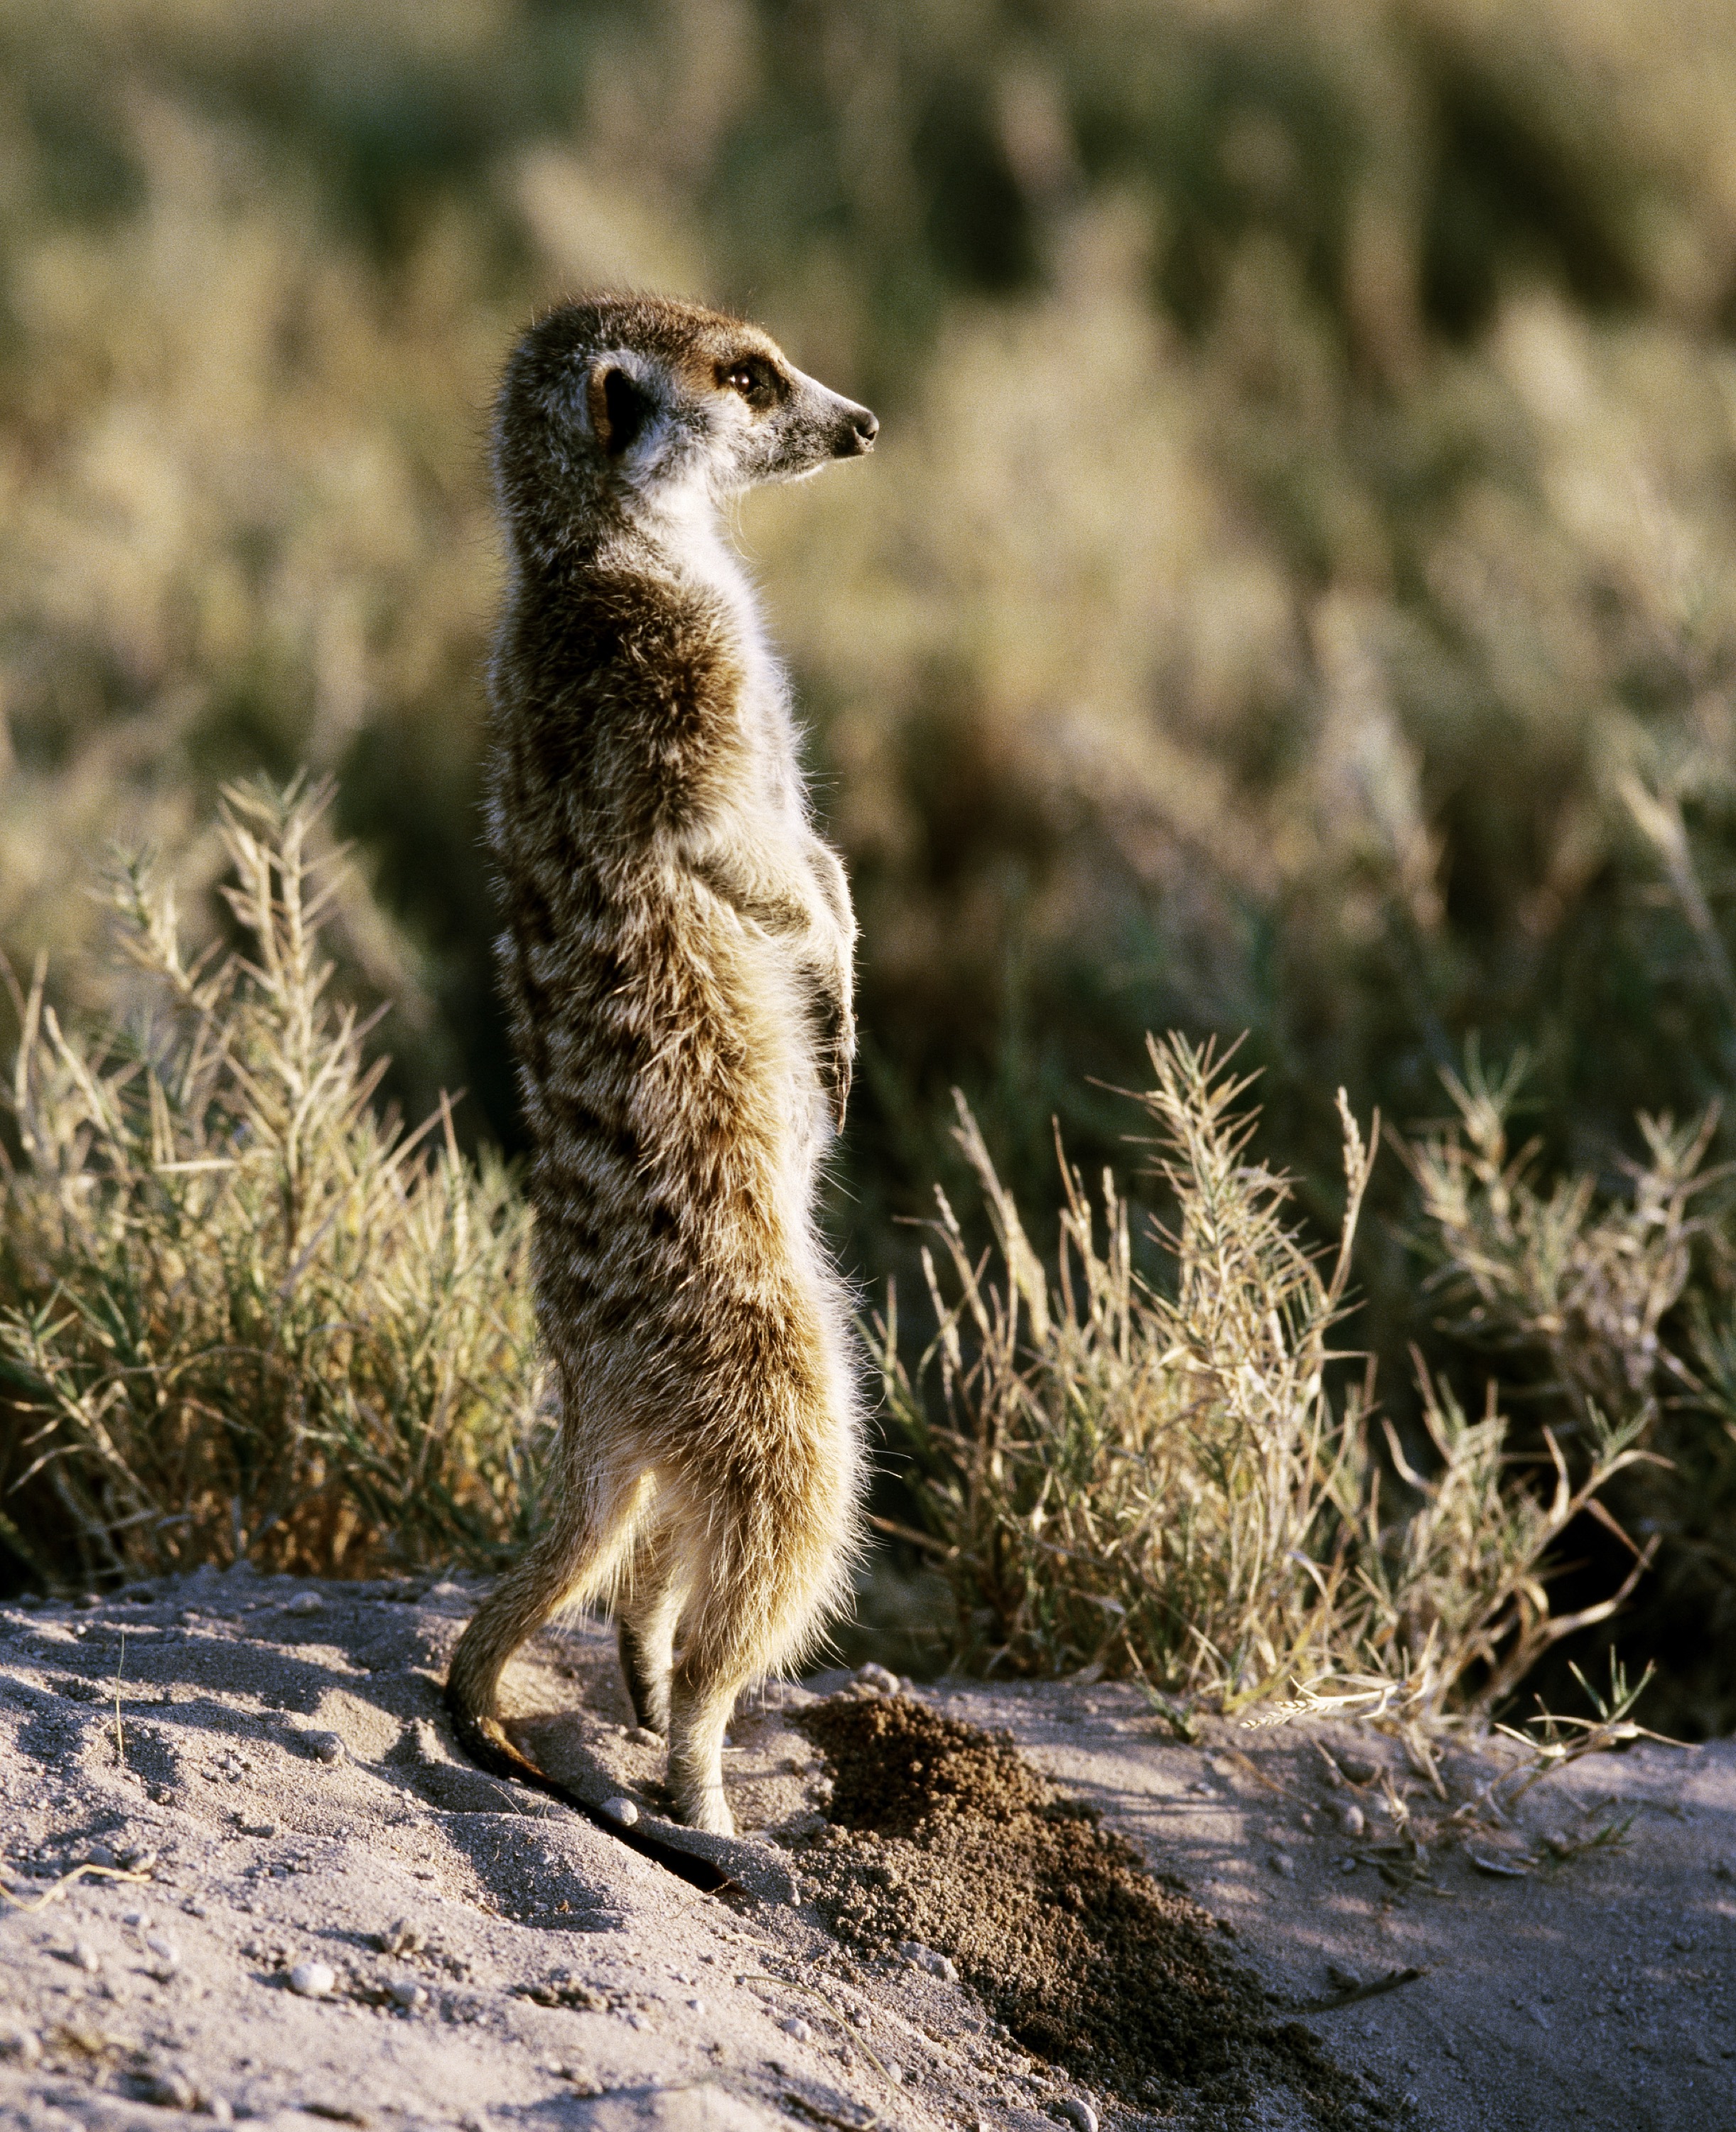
(494, 293, 877, 559)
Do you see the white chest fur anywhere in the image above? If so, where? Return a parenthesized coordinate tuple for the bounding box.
(657, 491, 804, 819)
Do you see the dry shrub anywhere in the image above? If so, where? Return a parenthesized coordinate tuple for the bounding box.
(0, 780, 544, 1589)
(882, 1038, 1655, 1721)
(1406, 1049, 1736, 1729)
(1406, 1047, 1715, 1436)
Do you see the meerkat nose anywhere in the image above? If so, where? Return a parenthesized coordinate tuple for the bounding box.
(834, 404, 878, 456)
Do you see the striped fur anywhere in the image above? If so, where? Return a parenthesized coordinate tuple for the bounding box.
(446, 294, 877, 1835)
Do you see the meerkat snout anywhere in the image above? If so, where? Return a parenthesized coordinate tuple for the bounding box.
(834, 402, 878, 456)
(718, 355, 877, 485)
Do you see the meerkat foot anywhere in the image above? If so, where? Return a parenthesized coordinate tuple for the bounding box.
(674, 1780, 735, 1838)
(667, 1667, 741, 1836)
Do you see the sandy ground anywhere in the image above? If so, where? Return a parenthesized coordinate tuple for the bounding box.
(0, 1568, 1731, 2132)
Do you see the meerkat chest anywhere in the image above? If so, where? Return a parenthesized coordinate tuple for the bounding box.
(672, 519, 804, 822)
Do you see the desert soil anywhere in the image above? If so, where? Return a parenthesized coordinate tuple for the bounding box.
(0, 1570, 1730, 2132)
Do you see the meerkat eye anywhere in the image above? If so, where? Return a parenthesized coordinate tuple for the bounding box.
(719, 355, 779, 408)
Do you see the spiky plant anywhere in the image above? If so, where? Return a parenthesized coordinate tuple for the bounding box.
(0, 779, 544, 1588)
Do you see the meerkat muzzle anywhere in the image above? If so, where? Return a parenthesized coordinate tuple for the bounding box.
(834, 403, 878, 456)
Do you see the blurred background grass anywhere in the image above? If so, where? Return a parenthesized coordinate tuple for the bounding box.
(6, 0, 1736, 1728)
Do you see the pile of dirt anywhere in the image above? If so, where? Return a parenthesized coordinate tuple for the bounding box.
(796, 1695, 1400, 2131)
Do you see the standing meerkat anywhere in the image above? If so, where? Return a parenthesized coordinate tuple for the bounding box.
(446, 293, 876, 1838)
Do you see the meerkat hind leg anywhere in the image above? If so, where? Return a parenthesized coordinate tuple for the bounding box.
(664, 1474, 851, 1836)
(615, 1518, 691, 1737)
(667, 1662, 743, 1837)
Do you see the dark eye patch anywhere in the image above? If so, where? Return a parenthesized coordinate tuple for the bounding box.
(717, 354, 783, 409)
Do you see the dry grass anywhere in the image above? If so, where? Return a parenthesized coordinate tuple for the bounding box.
(0, 775, 1703, 1750)
(1403, 1045, 1736, 1728)
(1406, 1045, 1715, 1437)
(0, 780, 544, 1589)
(880, 1041, 1657, 1725)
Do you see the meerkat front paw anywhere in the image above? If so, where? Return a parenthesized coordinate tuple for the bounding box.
(826, 999, 856, 1129)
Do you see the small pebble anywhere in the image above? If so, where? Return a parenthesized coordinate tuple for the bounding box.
(885, 2064, 904, 2085)
(1339, 1856, 1359, 1874)
(899, 1939, 959, 1984)
(289, 1959, 337, 1998)
(208, 2101, 234, 2125)
(145, 1932, 180, 1972)
(389, 1979, 428, 2013)
(1054, 2102, 1098, 2132)
(601, 1797, 640, 1827)
(283, 1593, 323, 1616)
(0, 2027, 43, 2067)
(144, 2070, 197, 2110)
(118, 1844, 156, 1870)
(687, 1998, 706, 2013)
(1340, 1804, 1366, 1836)
(306, 1732, 345, 1765)
(1267, 1851, 1296, 1879)
(853, 1662, 900, 1696)
(70, 1939, 101, 1973)
(86, 1844, 117, 1870)
(780, 2016, 812, 2042)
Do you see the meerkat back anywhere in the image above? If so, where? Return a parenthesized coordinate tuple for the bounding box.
(446, 294, 878, 1838)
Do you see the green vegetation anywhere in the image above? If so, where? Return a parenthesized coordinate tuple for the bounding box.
(880, 1041, 1657, 1717)
(2, 782, 1731, 1745)
(0, 783, 542, 1588)
(5, 0, 1736, 1729)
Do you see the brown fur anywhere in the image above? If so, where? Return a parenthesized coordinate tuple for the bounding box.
(446, 294, 877, 1835)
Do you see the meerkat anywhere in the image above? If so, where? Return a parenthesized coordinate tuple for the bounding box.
(445, 293, 876, 1839)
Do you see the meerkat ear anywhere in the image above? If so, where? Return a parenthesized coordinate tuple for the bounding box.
(587, 361, 654, 458)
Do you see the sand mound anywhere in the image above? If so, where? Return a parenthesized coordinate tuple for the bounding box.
(797, 1696, 1391, 2129)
